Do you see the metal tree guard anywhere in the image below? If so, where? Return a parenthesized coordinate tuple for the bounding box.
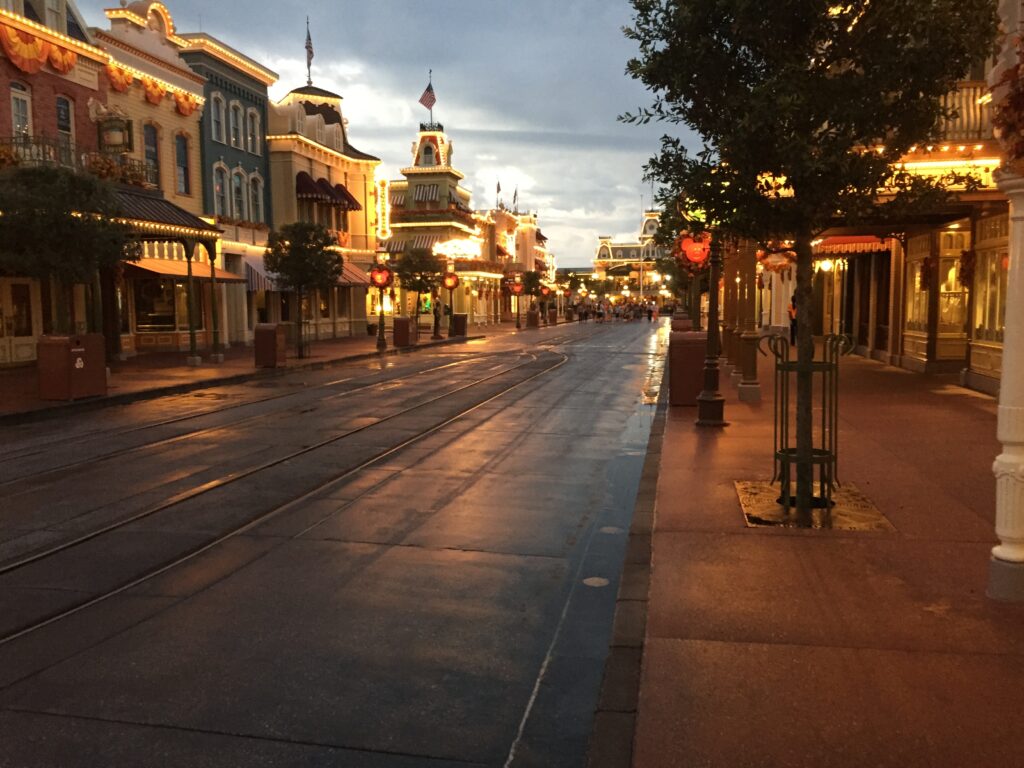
(762, 333, 852, 521)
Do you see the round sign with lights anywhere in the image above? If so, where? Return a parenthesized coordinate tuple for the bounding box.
(370, 266, 393, 288)
(509, 282, 525, 296)
(443, 272, 460, 290)
(540, 286, 550, 296)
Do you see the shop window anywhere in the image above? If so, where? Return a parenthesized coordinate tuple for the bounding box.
(175, 282, 202, 330)
(143, 124, 160, 187)
(133, 279, 176, 332)
(175, 134, 190, 195)
(336, 287, 350, 317)
(904, 260, 928, 332)
(319, 289, 330, 318)
(974, 249, 1008, 342)
(10, 82, 31, 137)
(938, 229, 968, 334)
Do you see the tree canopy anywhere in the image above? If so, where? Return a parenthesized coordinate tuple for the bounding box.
(393, 248, 443, 308)
(625, 0, 999, 239)
(0, 165, 135, 283)
(264, 222, 342, 294)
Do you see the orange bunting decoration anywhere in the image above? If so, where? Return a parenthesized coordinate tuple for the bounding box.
(0, 23, 51, 74)
(47, 45, 77, 74)
(142, 77, 166, 105)
(174, 91, 198, 116)
(105, 63, 134, 92)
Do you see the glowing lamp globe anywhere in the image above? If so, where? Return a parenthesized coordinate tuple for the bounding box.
(540, 286, 550, 296)
(370, 266, 392, 288)
(443, 272, 460, 290)
(510, 282, 525, 296)
(682, 235, 710, 265)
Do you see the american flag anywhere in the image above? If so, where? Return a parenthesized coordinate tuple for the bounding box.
(305, 21, 314, 70)
(419, 83, 436, 111)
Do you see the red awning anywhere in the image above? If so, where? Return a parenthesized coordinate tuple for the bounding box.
(316, 177, 345, 205)
(296, 171, 328, 201)
(334, 183, 363, 211)
(338, 261, 370, 287)
(813, 236, 893, 255)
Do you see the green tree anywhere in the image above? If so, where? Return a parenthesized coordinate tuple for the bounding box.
(625, 0, 998, 523)
(264, 222, 341, 359)
(0, 165, 134, 336)
(393, 248, 442, 318)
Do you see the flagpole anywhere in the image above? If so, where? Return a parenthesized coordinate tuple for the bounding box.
(305, 17, 312, 86)
(428, 69, 433, 124)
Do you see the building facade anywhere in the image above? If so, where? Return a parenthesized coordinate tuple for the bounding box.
(179, 30, 277, 348)
(0, 0, 109, 364)
(264, 83, 376, 341)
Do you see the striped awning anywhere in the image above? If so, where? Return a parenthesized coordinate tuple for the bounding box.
(413, 183, 439, 202)
(813, 236, 893, 255)
(334, 183, 363, 211)
(125, 257, 245, 283)
(411, 234, 441, 250)
(385, 238, 406, 253)
(338, 261, 371, 287)
(296, 171, 328, 201)
(243, 254, 279, 292)
(390, 191, 406, 207)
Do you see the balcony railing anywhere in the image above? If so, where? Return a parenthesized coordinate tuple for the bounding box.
(0, 135, 158, 188)
(940, 81, 992, 142)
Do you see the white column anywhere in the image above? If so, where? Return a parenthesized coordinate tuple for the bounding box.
(990, 175, 1024, 599)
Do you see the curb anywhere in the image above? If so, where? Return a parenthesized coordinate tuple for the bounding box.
(586, 383, 668, 768)
(0, 334, 484, 426)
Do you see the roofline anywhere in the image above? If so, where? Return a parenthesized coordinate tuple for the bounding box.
(177, 33, 279, 86)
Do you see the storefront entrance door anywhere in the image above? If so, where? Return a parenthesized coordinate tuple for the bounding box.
(0, 279, 40, 365)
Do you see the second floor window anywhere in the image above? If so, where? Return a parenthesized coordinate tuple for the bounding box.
(249, 177, 263, 223)
(246, 111, 259, 154)
(55, 96, 73, 144)
(232, 172, 246, 219)
(212, 97, 225, 143)
(11, 82, 31, 137)
(230, 105, 242, 147)
(214, 167, 228, 216)
(143, 124, 160, 187)
(175, 135, 190, 195)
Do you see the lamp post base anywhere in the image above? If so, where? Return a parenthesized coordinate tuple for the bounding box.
(695, 391, 727, 426)
(988, 556, 1024, 602)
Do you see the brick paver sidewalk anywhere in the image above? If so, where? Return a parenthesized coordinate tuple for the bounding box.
(625, 352, 1024, 767)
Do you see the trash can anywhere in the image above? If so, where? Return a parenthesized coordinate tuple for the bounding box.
(565, 308, 575, 322)
(548, 308, 558, 325)
(669, 331, 707, 406)
(671, 313, 694, 332)
(452, 313, 468, 336)
(393, 316, 415, 347)
(37, 333, 107, 401)
(366, 322, 378, 336)
(254, 323, 286, 368)
(526, 309, 540, 328)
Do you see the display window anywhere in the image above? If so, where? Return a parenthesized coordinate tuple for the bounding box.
(133, 279, 204, 332)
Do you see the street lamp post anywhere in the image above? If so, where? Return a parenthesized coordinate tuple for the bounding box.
(370, 262, 393, 352)
(443, 271, 460, 338)
(696, 235, 727, 426)
(509, 273, 524, 329)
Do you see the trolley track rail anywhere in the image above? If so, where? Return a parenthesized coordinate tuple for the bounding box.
(0, 350, 568, 644)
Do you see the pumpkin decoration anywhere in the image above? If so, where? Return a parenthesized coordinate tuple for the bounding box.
(105, 63, 134, 92)
(142, 77, 166, 105)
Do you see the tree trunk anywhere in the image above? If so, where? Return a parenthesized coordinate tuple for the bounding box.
(794, 235, 817, 526)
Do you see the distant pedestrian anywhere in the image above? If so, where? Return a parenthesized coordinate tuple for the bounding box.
(788, 294, 797, 346)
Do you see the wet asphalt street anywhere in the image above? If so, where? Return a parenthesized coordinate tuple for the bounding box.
(0, 319, 668, 767)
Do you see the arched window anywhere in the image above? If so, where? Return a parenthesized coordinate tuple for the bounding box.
(175, 134, 190, 195)
(423, 144, 434, 165)
(143, 124, 160, 187)
(246, 109, 260, 154)
(249, 176, 263, 223)
(232, 171, 246, 219)
(214, 166, 228, 216)
(10, 82, 31, 137)
(230, 103, 242, 147)
(211, 95, 225, 143)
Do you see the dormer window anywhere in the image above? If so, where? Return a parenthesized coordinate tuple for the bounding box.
(423, 144, 434, 165)
(45, 0, 63, 31)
